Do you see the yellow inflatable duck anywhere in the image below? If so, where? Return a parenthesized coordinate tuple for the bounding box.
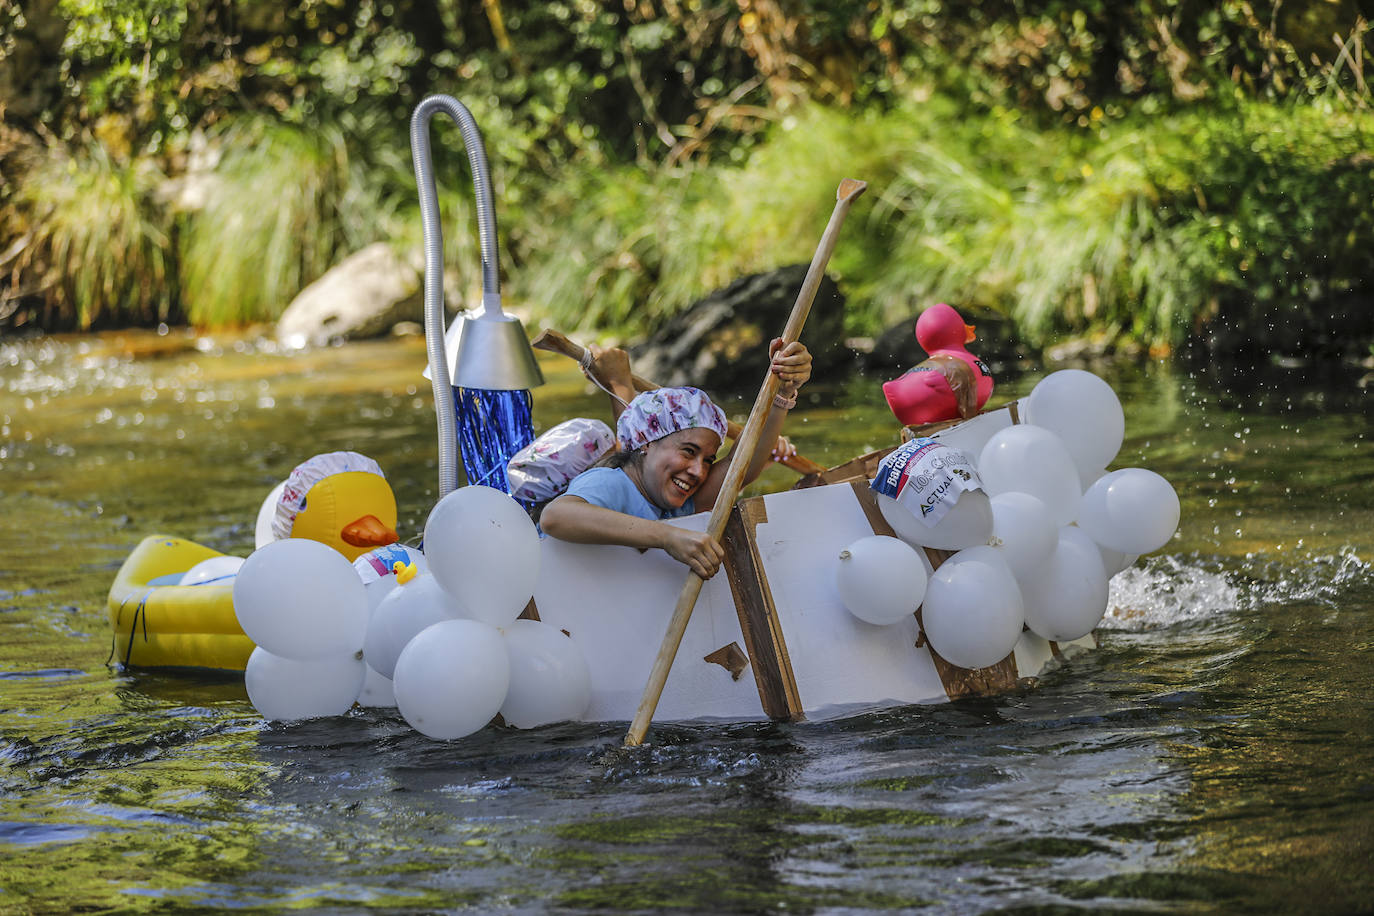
(109, 451, 402, 672)
(264, 451, 400, 561)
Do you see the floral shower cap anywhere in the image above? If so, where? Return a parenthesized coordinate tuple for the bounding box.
(616, 387, 728, 452)
(272, 451, 385, 541)
(506, 417, 616, 502)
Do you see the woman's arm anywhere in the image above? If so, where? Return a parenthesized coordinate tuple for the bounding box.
(540, 495, 726, 579)
(585, 344, 637, 424)
(589, 343, 799, 465)
(695, 338, 812, 510)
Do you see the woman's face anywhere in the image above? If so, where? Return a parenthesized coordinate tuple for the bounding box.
(638, 428, 721, 510)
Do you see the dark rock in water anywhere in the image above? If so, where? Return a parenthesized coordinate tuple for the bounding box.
(863, 305, 1024, 375)
(631, 264, 854, 394)
(1200, 289, 1374, 359)
(863, 318, 926, 372)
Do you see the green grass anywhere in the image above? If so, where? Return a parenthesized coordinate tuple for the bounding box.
(869, 108, 1197, 345)
(9, 143, 173, 329)
(179, 120, 365, 326)
(513, 105, 918, 336)
(512, 96, 1373, 351)
(8, 94, 1370, 353)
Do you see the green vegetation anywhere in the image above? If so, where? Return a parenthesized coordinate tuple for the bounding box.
(7, 139, 174, 329)
(181, 120, 352, 326)
(524, 96, 1374, 353)
(2, 1, 1371, 356)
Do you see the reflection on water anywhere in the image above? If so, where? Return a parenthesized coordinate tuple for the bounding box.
(1, 330, 1371, 913)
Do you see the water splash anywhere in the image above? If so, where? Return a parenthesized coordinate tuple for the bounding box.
(1102, 548, 1370, 631)
(1103, 556, 1241, 630)
(1241, 546, 1372, 608)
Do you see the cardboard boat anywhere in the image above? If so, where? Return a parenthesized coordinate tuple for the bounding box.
(108, 402, 1092, 720)
(529, 402, 1092, 723)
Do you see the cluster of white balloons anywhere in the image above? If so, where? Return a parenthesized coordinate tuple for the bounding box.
(838, 369, 1179, 669)
(178, 554, 245, 586)
(230, 485, 591, 738)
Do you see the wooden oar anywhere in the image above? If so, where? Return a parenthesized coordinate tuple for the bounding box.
(624, 177, 868, 747)
(531, 328, 828, 477)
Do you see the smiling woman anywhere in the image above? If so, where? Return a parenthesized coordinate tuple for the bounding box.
(539, 338, 812, 580)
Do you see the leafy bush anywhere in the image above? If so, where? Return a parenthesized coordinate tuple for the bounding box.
(180, 121, 358, 326)
(512, 95, 1374, 352)
(6, 142, 173, 329)
(1150, 104, 1374, 352)
(4, 0, 1370, 351)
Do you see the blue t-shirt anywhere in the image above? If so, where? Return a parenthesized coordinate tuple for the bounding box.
(563, 467, 696, 521)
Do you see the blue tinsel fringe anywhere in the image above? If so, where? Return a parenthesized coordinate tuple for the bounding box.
(454, 387, 535, 504)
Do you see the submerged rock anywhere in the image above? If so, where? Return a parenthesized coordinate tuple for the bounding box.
(631, 264, 853, 394)
(276, 243, 421, 348)
(864, 306, 1027, 376)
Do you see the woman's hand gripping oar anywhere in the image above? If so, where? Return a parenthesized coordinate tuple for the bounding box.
(624, 177, 868, 748)
(530, 329, 829, 477)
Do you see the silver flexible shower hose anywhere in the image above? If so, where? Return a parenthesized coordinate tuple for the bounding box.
(410, 94, 503, 498)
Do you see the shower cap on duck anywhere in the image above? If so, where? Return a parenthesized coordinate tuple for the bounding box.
(272, 451, 387, 541)
(615, 387, 728, 452)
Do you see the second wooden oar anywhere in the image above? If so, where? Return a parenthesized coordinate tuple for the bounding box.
(624, 177, 868, 747)
(531, 328, 828, 477)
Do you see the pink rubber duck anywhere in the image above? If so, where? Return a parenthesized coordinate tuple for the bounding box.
(881, 303, 994, 426)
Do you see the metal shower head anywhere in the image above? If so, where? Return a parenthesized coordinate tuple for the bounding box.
(448, 308, 545, 391)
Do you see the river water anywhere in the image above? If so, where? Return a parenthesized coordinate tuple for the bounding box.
(1, 330, 1370, 914)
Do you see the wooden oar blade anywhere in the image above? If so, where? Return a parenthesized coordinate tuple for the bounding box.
(837, 178, 868, 202)
(530, 328, 578, 358)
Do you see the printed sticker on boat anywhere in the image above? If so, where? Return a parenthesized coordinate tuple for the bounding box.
(870, 437, 983, 526)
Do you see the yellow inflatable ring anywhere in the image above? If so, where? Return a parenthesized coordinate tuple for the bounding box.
(107, 535, 254, 671)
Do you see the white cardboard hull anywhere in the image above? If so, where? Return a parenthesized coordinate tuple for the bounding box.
(533, 405, 1093, 723)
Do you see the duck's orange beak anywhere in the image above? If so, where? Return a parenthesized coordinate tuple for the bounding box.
(964, 323, 977, 344)
(341, 514, 399, 549)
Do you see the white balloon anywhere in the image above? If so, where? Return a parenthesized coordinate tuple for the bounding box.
(254, 480, 288, 548)
(988, 492, 1057, 585)
(393, 619, 510, 741)
(1024, 369, 1125, 475)
(978, 425, 1082, 526)
(1079, 467, 1140, 580)
(358, 664, 397, 708)
(233, 539, 369, 660)
(921, 546, 1024, 670)
(835, 536, 929, 625)
(878, 489, 993, 550)
(1078, 468, 1180, 555)
(1096, 541, 1139, 578)
(423, 486, 541, 627)
(362, 574, 466, 679)
(353, 545, 430, 614)
(1078, 464, 1107, 494)
(1021, 526, 1110, 641)
(363, 578, 399, 616)
(179, 555, 245, 586)
(500, 619, 592, 728)
(245, 647, 365, 721)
